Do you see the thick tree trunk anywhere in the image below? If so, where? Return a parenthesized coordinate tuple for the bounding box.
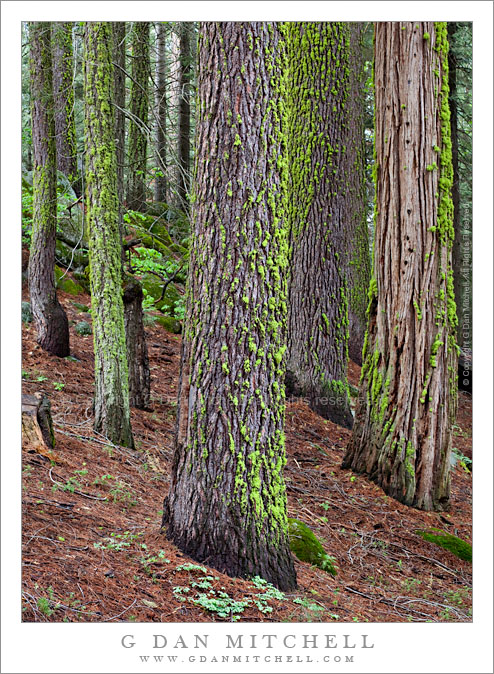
(29, 21, 70, 358)
(176, 23, 191, 208)
(123, 278, 151, 409)
(343, 22, 458, 511)
(285, 22, 355, 429)
(163, 22, 297, 591)
(51, 22, 80, 195)
(345, 24, 371, 365)
(84, 22, 134, 449)
(113, 22, 126, 236)
(126, 22, 150, 212)
(154, 22, 168, 203)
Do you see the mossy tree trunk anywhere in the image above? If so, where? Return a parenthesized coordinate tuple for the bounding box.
(51, 22, 80, 195)
(154, 22, 168, 203)
(123, 278, 151, 409)
(342, 22, 458, 511)
(162, 22, 297, 591)
(285, 22, 356, 429)
(112, 21, 126, 235)
(28, 21, 70, 358)
(84, 22, 134, 449)
(176, 22, 191, 208)
(126, 21, 150, 212)
(345, 24, 371, 365)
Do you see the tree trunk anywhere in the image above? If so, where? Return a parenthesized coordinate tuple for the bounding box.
(126, 21, 150, 212)
(84, 22, 134, 449)
(154, 22, 168, 203)
(28, 21, 70, 358)
(345, 24, 371, 365)
(113, 21, 126, 237)
(123, 278, 151, 409)
(162, 22, 297, 591)
(342, 22, 458, 512)
(176, 23, 191, 208)
(285, 22, 355, 429)
(51, 22, 80, 195)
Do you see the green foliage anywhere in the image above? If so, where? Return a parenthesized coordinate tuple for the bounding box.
(22, 302, 33, 324)
(74, 320, 92, 336)
(288, 518, 338, 575)
(93, 530, 144, 552)
(416, 528, 472, 561)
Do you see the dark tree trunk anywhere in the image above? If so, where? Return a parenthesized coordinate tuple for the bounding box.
(84, 22, 134, 449)
(176, 23, 191, 207)
(51, 22, 80, 195)
(345, 24, 371, 365)
(163, 22, 297, 591)
(342, 22, 458, 511)
(28, 21, 70, 358)
(123, 278, 151, 409)
(113, 21, 126, 237)
(285, 22, 355, 429)
(154, 22, 168, 203)
(126, 21, 150, 212)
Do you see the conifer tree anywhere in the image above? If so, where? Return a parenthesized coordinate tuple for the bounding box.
(84, 22, 134, 448)
(163, 21, 297, 591)
(28, 21, 70, 357)
(343, 22, 458, 511)
(285, 22, 364, 429)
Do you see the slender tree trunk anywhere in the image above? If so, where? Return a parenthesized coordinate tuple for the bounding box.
(345, 24, 371, 365)
(113, 21, 126, 236)
(51, 22, 80, 195)
(163, 22, 297, 591)
(154, 22, 168, 203)
(126, 21, 150, 212)
(342, 22, 458, 512)
(28, 21, 70, 358)
(285, 22, 355, 429)
(176, 23, 191, 207)
(123, 278, 151, 409)
(84, 22, 134, 448)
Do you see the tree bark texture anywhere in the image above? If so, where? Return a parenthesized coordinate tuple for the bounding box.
(29, 21, 70, 358)
(112, 21, 126, 236)
(126, 22, 150, 212)
(177, 23, 191, 207)
(342, 23, 458, 511)
(123, 278, 151, 409)
(84, 22, 134, 449)
(51, 22, 80, 195)
(285, 22, 355, 429)
(163, 22, 297, 591)
(345, 24, 371, 365)
(154, 22, 168, 203)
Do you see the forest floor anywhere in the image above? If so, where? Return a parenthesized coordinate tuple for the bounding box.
(21, 280, 473, 624)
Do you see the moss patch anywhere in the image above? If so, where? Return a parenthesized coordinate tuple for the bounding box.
(288, 518, 337, 575)
(55, 266, 85, 295)
(416, 528, 471, 562)
(156, 315, 182, 334)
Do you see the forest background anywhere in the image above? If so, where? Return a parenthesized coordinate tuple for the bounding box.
(2, 2, 493, 674)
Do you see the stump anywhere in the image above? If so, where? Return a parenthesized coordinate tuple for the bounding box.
(22, 393, 57, 458)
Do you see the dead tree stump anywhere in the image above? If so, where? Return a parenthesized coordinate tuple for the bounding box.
(22, 393, 55, 451)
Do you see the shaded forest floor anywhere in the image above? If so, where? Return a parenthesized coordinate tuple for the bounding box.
(21, 281, 473, 624)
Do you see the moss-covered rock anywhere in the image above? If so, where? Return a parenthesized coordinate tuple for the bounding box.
(55, 266, 85, 296)
(141, 275, 183, 315)
(55, 239, 88, 271)
(71, 301, 90, 314)
(156, 315, 182, 334)
(22, 301, 33, 324)
(416, 528, 472, 562)
(288, 518, 337, 575)
(74, 320, 92, 336)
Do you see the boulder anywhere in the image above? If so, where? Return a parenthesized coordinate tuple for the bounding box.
(288, 518, 337, 575)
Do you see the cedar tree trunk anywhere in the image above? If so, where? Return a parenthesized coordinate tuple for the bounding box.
(342, 22, 458, 511)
